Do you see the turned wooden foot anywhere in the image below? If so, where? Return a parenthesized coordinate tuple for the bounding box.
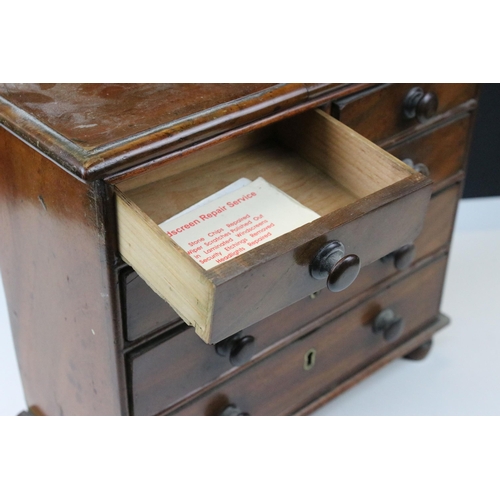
(404, 339, 433, 361)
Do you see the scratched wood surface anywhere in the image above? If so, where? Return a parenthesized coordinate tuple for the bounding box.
(0, 83, 369, 180)
(0, 83, 478, 415)
(116, 109, 431, 343)
(332, 83, 477, 144)
(122, 181, 461, 347)
(168, 255, 448, 416)
(0, 129, 126, 415)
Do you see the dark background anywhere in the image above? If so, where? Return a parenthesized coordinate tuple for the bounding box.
(463, 84, 500, 198)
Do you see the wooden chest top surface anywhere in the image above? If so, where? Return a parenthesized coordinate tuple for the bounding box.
(0, 83, 354, 181)
(0, 84, 276, 148)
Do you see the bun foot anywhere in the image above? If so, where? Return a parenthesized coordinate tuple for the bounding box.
(404, 339, 433, 361)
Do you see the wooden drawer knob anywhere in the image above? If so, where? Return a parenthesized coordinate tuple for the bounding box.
(373, 308, 405, 342)
(381, 243, 416, 270)
(403, 87, 438, 122)
(219, 404, 249, 416)
(310, 241, 361, 292)
(402, 158, 430, 177)
(215, 331, 256, 366)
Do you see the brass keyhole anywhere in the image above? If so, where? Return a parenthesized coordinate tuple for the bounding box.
(303, 348, 317, 371)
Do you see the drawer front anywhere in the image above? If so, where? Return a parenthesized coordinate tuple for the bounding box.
(122, 269, 182, 342)
(296, 182, 460, 318)
(130, 287, 369, 415)
(333, 83, 477, 144)
(171, 255, 448, 416)
(386, 115, 472, 188)
(123, 182, 459, 345)
(342, 182, 460, 293)
(116, 109, 431, 345)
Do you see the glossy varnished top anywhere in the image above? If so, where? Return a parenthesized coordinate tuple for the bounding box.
(0, 84, 275, 149)
(0, 83, 366, 181)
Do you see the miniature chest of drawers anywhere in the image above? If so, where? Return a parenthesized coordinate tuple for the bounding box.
(0, 83, 478, 415)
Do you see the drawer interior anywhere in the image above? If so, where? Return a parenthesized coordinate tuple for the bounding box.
(115, 109, 431, 344)
(118, 110, 412, 224)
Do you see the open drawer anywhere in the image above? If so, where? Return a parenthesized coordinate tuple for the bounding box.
(115, 109, 432, 344)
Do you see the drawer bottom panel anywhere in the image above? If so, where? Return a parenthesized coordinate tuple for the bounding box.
(170, 254, 448, 416)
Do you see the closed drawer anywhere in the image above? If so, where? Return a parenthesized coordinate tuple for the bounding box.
(128, 300, 325, 416)
(386, 114, 472, 188)
(332, 84, 477, 144)
(115, 108, 431, 345)
(346, 182, 461, 290)
(121, 269, 182, 342)
(129, 190, 456, 415)
(122, 182, 459, 344)
(171, 254, 448, 416)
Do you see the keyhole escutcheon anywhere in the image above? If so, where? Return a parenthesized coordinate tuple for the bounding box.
(304, 348, 317, 371)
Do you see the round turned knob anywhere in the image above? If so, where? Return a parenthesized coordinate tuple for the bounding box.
(373, 308, 405, 342)
(393, 244, 416, 270)
(402, 158, 430, 177)
(403, 87, 438, 123)
(215, 331, 256, 366)
(327, 254, 361, 292)
(310, 241, 361, 292)
(219, 404, 249, 416)
(381, 243, 416, 271)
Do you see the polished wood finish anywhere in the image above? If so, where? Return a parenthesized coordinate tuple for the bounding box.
(116, 109, 431, 344)
(297, 314, 449, 415)
(372, 308, 405, 342)
(0, 130, 124, 416)
(0, 84, 275, 149)
(332, 83, 477, 144)
(386, 114, 472, 190)
(170, 256, 448, 416)
(126, 252, 447, 415)
(0, 83, 478, 416)
(339, 182, 461, 292)
(125, 175, 463, 415)
(327, 254, 361, 292)
(411, 183, 461, 257)
(122, 269, 182, 342)
(383, 244, 416, 270)
(215, 331, 256, 367)
(403, 87, 439, 122)
(310, 241, 361, 291)
(0, 84, 299, 180)
(0, 84, 376, 181)
(121, 181, 462, 345)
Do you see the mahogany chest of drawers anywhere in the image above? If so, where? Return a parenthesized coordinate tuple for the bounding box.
(0, 83, 478, 415)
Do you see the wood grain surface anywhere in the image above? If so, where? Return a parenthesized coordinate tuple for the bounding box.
(332, 83, 477, 144)
(122, 269, 183, 342)
(0, 84, 376, 181)
(387, 114, 472, 190)
(169, 255, 448, 416)
(125, 179, 461, 415)
(116, 109, 431, 343)
(122, 182, 460, 346)
(0, 83, 476, 416)
(0, 84, 275, 149)
(0, 129, 125, 415)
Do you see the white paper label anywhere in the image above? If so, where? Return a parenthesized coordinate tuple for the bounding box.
(159, 177, 320, 270)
